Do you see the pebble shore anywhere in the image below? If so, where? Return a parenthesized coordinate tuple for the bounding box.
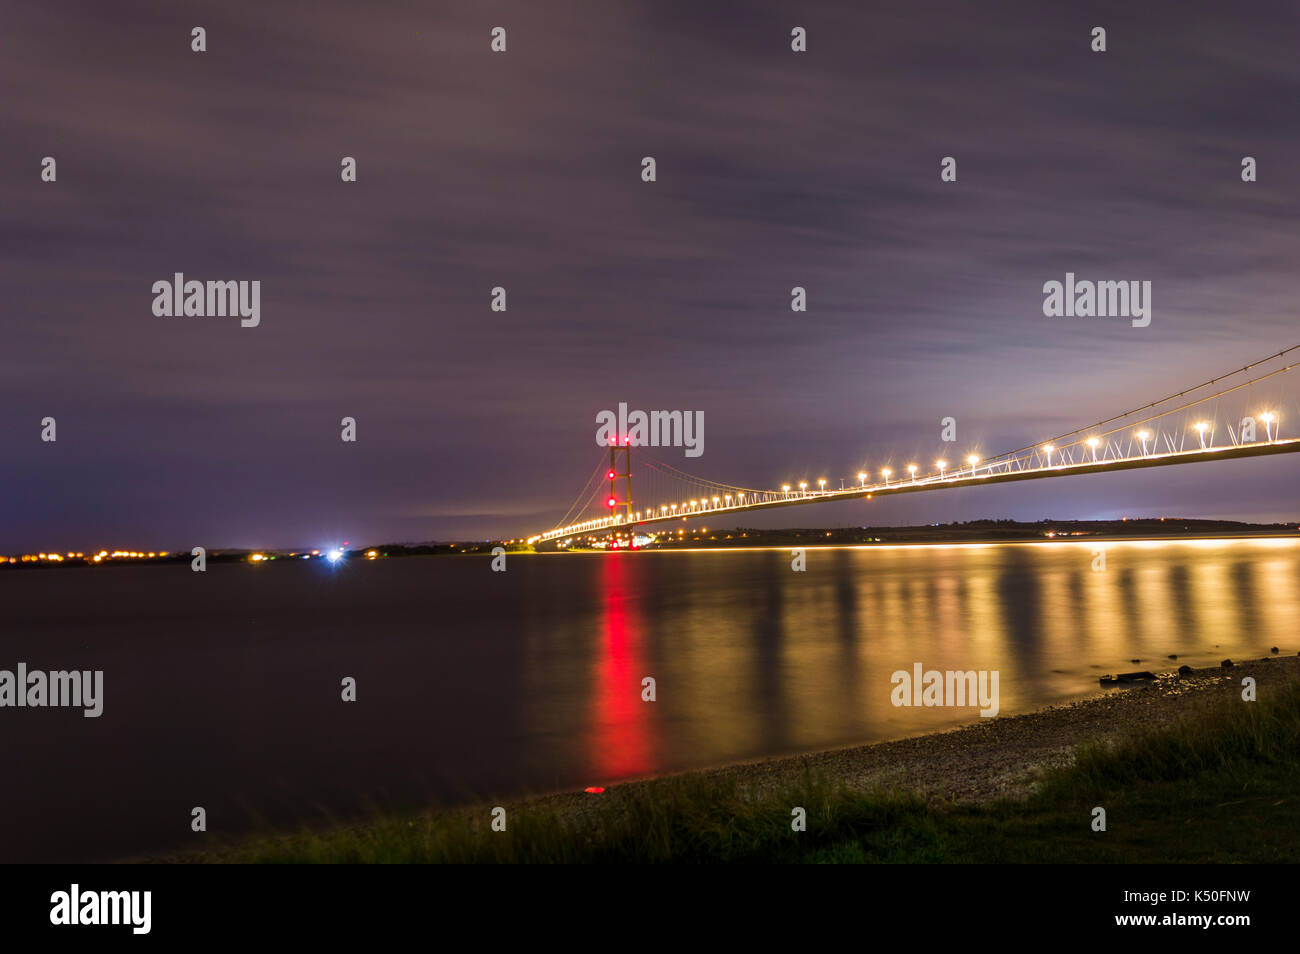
(541, 653, 1300, 813)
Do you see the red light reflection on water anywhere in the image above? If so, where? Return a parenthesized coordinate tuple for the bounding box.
(589, 553, 655, 779)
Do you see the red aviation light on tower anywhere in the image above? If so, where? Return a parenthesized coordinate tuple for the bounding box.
(608, 497, 618, 508)
(607, 470, 616, 479)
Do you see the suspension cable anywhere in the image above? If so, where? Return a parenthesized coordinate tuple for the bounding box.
(997, 344, 1300, 458)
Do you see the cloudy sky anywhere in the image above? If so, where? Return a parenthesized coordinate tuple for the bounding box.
(3, 0, 1298, 550)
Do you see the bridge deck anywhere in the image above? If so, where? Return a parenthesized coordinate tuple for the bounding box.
(539, 438, 1300, 542)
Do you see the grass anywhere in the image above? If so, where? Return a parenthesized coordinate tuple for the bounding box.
(201, 680, 1300, 863)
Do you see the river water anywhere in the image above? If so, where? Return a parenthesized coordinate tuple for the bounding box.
(3, 537, 1297, 861)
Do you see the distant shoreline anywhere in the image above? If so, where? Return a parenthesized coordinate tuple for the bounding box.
(6, 519, 1298, 567)
(541, 519, 1299, 553)
(557, 529, 1300, 553)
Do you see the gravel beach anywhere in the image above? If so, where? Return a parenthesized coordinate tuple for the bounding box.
(535, 653, 1300, 814)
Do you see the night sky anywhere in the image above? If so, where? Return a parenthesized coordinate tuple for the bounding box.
(3, 0, 1298, 551)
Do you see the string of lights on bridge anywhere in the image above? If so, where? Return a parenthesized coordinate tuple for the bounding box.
(528, 346, 1298, 545)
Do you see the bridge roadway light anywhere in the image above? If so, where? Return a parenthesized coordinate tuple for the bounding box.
(936, 459, 947, 479)
(782, 483, 791, 496)
(857, 471, 867, 486)
(1137, 429, 1151, 456)
(907, 464, 918, 484)
(1043, 444, 1055, 468)
(799, 481, 808, 496)
(881, 467, 892, 486)
(818, 478, 826, 493)
(1262, 411, 1276, 442)
(1194, 421, 1208, 449)
(966, 454, 979, 476)
(1086, 436, 1101, 462)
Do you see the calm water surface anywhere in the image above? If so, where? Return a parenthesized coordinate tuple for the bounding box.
(3, 538, 1298, 861)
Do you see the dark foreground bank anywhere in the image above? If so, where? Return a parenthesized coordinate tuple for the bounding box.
(166, 655, 1300, 863)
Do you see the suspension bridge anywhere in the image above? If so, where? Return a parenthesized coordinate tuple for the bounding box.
(527, 345, 1300, 547)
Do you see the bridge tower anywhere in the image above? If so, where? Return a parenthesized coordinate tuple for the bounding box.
(608, 439, 635, 544)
